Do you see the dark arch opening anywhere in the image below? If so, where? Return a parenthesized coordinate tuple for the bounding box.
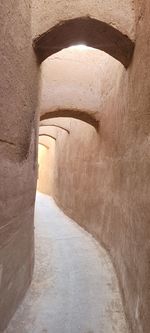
(39, 134, 57, 141)
(40, 124, 70, 134)
(33, 17, 134, 68)
(40, 109, 99, 130)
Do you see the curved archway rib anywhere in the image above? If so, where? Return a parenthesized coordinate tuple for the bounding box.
(39, 134, 56, 141)
(40, 109, 99, 130)
(40, 124, 70, 134)
(38, 142, 49, 149)
(33, 17, 134, 68)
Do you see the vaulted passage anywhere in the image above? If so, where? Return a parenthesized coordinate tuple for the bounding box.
(1, 1, 150, 333)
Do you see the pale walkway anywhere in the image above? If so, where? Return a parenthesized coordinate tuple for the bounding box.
(5, 192, 128, 333)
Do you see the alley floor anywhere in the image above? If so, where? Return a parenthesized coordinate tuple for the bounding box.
(5, 192, 128, 333)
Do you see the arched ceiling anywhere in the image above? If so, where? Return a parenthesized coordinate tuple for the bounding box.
(40, 110, 99, 130)
(38, 143, 49, 149)
(40, 124, 70, 134)
(33, 17, 134, 67)
(39, 135, 56, 148)
(40, 118, 71, 133)
(33, 1, 135, 141)
(39, 126, 58, 138)
(39, 134, 56, 141)
(39, 47, 122, 123)
(34, 2, 135, 127)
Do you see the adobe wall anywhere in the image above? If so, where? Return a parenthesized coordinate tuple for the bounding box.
(37, 140, 55, 196)
(40, 48, 119, 122)
(0, 0, 148, 332)
(0, 1, 38, 330)
(32, 0, 135, 40)
(53, 1, 150, 332)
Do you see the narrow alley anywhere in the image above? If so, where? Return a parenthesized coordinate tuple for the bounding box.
(1, 2, 150, 332)
(5, 193, 128, 333)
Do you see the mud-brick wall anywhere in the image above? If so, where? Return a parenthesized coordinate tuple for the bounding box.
(0, 1, 38, 330)
(53, 2, 150, 332)
(37, 140, 55, 196)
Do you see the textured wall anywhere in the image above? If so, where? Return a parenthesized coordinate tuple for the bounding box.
(32, 0, 135, 40)
(37, 140, 55, 196)
(52, 1, 150, 332)
(0, 0, 149, 332)
(0, 1, 38, 330)
(40, 48, 119, 121)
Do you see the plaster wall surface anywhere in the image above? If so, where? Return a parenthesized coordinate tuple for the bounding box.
(0, 1, 38, 330)
(39, 126, 58, 138)
(0, 0, 38, 160)
(32, 0, 135, 40)
(40, 118, 71, 133)
(52, 1, 150, 332)
(37, 141, 55, 196)
(40, 48, 120, 121)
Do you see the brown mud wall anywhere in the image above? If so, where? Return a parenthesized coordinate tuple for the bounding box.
(0, 1, 38, 330)
(53, 2, 150, 332)
(37, 140, 55, 196)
